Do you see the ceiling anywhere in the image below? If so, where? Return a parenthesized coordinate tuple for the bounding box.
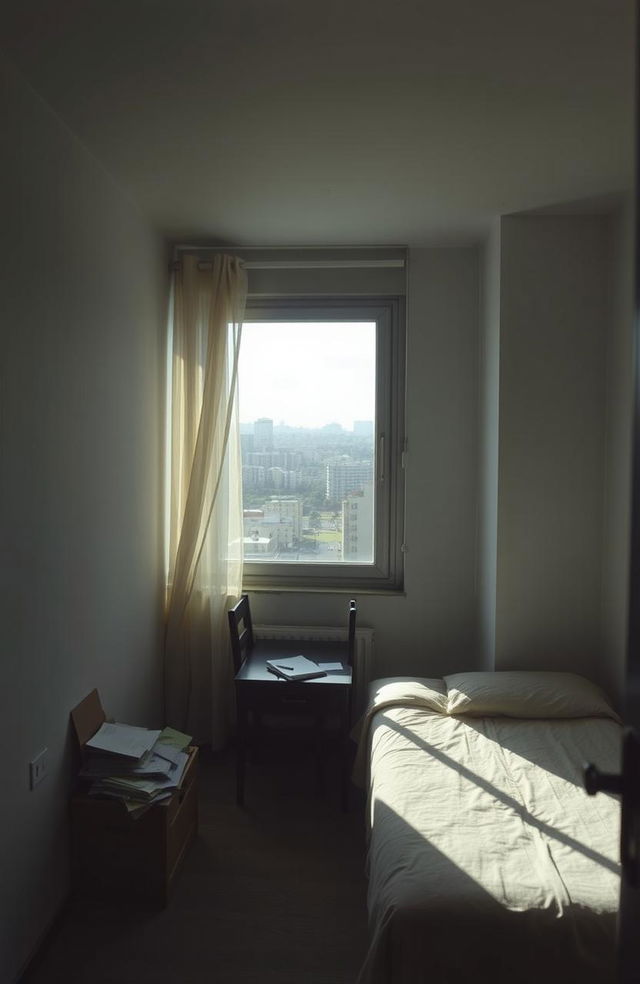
(2, 0, 634, 245)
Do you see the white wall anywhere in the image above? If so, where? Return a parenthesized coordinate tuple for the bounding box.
(495, 215, 610, 683)
(251, 247, 482, 680)
(601, 201, 634, 705)
(0, 60, 164, 981)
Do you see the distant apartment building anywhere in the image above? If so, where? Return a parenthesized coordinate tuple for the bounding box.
(266, 467, 298, 491)
(242, 508, 295, 550)
(283, 451, 304, 470)
(242, 464, 266, 488)
(262, 497, 303, 541)
(246, 452, 273, 467)
(267, 467, 285, 489)
(326, 461, 373, 500)
(254, 417, 273, 450)
(240, 433, 254, 455)
(246, 451, 303, 471)
(342, 484, 374, 562)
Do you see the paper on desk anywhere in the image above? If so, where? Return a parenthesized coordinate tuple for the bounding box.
(153, 726, 192, 764)
(100, 751, 189, 798)
(319, 662, 344, 671)
(156, 726, 192, 748)
(153, 744, 182, 766)
(80, 751, 175, 779)
(88, 788, 173, 817)
(85, 722, 161, 760)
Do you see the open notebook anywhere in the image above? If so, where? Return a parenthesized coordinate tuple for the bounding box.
(265, 655, 327, 681)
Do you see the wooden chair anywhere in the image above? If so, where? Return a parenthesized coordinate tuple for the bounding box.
(228, 595, 357, 809)
(228, 594, 256, 675)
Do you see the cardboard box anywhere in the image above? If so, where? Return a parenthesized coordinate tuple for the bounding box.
(69, 690, 199, 906)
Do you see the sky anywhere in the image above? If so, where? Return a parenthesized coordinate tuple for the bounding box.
(238, 321, 376, 430)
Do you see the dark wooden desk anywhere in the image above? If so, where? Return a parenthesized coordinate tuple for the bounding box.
(235, 639, 353, 809)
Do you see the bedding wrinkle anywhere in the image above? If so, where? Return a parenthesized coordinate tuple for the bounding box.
(485, 719, 571, 916)
(366, 709, 448, 849)
(494, 720, 621, 880)
(356, 681, 620, 984)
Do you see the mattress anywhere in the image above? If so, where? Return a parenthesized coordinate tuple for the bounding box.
(355, 675, 622, 984)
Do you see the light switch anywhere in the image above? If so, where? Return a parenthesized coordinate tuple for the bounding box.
(29, 748, 48, 789)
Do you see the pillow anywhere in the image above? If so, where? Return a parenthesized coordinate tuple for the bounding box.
(444, 671, 620, 722)
(368, 677, 448, 715)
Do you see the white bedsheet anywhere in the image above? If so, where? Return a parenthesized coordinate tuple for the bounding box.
(356, 686, 621, 984)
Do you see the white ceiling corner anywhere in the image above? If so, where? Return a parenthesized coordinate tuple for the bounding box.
(2, 0, 634, 246)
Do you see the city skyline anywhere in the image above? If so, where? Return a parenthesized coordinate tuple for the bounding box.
(239, 418, 374, 434)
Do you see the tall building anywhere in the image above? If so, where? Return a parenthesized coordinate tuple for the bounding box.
(254, 417, 273, 451)
(262, 497, 303, 541)
(266, 468, 298, 491)
(342, 485, 374, 562)
(246, 451, 301, 469)
(326, 461, 373, 501)
(267, 467, 286, 489)
(246, 452, 274, 467)
(242, 465, 266, 488)
(240, 432, 254, 457)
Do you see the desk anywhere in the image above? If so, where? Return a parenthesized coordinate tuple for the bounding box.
(235, 639, 352, 809)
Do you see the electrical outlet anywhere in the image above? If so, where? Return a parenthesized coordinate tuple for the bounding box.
(29, 748, 48, 789)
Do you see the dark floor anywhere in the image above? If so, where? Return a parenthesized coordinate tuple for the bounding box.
(23, 741, 370, 984)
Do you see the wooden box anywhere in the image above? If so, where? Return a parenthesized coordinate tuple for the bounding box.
(69, 690, 199, 906)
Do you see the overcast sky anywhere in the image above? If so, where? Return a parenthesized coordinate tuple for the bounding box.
(238, 321, 376, 430)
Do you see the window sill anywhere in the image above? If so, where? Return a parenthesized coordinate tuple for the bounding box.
(242, 583, 406, 597)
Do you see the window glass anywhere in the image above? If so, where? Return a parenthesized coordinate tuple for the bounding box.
(238, 298, 405, 592)
(239, 322, 376, 565)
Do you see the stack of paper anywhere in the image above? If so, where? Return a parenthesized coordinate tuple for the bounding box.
(85, 722, 161, 759)
(82, 723, 192, 818)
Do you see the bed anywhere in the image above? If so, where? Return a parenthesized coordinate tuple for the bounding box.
(353, 671, 622, 984)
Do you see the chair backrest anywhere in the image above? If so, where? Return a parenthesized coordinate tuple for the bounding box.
(347, 598, 357, 722)
(228, 594, 255, 674)
(347, 598, 357, 667)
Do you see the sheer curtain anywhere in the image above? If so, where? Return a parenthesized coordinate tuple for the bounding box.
(164, 253, 247, 747)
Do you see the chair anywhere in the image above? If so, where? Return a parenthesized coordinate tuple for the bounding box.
(228, 594, 256, 675)
(228, 595, 357, 809)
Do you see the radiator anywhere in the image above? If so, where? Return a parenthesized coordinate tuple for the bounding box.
(254, 623, 374, 719)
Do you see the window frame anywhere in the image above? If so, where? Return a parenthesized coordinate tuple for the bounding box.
(240, 295, 406, 593)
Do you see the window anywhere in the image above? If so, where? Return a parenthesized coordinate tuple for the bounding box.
(238, 297, 405, 591)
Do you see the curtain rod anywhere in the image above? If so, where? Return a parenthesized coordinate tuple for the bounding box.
(246, 259, 404, 270)
(173, 246, 405, 270)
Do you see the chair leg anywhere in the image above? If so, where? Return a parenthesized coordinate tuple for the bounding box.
(251, 711, 262, 763)
(315, 713, 324, 792)
(237, 704, 248, 806)
(341, 706, 351, 812)
(341, 749, 350, 812)
(236, 744, 246, 806)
